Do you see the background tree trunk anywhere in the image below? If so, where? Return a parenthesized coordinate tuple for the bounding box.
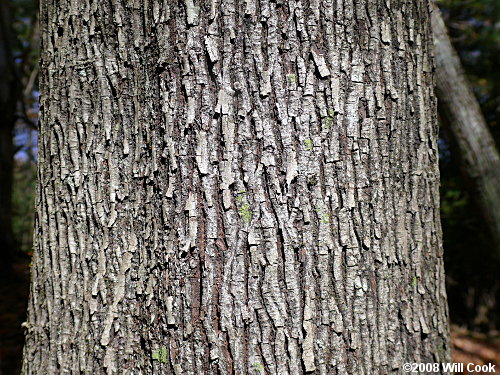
(431, 4, 500, 250)
(23, 1, 450, 374)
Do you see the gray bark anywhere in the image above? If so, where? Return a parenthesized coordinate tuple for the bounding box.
(23, 1, 450, 374)
(431, 4, 500, 249)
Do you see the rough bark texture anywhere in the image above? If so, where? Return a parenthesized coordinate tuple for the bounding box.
(23, 1, 450, 374)
(431, 4, 500, 250)
(0, 1, 17, 266)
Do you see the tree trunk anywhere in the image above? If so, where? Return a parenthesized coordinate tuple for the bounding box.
(0, 1, 17, 267)
(23, 1, 450, 374)
(431, 4, 500, 250)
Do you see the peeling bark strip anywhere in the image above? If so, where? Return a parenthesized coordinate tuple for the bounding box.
(23, 1, 450, 374)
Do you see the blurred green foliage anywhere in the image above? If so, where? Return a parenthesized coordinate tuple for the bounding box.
(11, 0, 38, 57)
(12, 160, 36, 254)
(11, 0, 39, 118)
(438, 0, 500, 331)
(10, 0, 38, 256)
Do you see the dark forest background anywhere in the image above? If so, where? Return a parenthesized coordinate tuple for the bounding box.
(1, 0, 499, 373)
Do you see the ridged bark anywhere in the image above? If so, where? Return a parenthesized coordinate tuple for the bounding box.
(431, 4, 500, 250)
(23, 0, 450, 374)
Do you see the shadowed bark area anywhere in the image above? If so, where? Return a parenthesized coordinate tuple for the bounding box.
(23, 1, 450, 374)
(431, 4, 500, 250)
